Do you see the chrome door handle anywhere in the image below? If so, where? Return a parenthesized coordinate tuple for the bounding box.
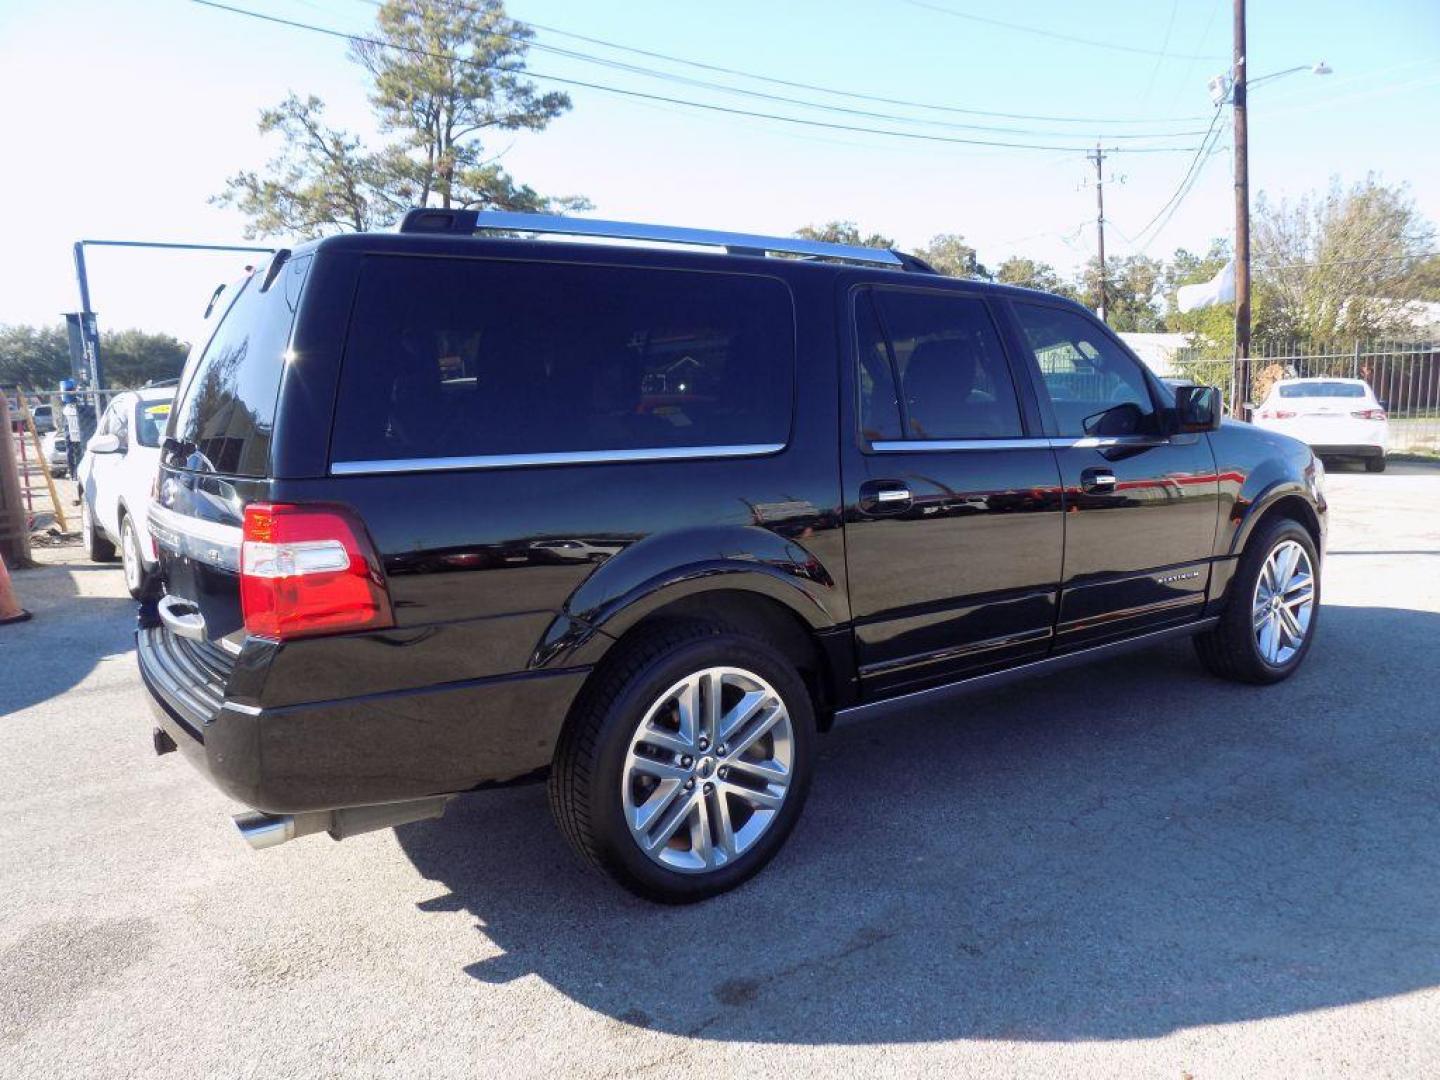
(157, 594, 207, 641)
(1081, 469, 1117, 493)
(875, 488, 912, 503)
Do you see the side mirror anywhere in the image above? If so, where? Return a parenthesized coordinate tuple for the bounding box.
(88, 433, 121, 454)
(1174, 385, 1223, 432)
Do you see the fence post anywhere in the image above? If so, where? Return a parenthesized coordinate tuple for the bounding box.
(1352, 341, 1361, 380)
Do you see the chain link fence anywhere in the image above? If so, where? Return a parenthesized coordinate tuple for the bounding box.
(1172, 340, 1440, 456)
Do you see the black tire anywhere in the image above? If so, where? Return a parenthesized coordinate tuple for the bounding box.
(119, 514, 158, 600)
(81, 491, 115, 562)
(549, 622, 816, 903)
(1194, 516, 1320, 684)
(1365, 455, 1386, 473)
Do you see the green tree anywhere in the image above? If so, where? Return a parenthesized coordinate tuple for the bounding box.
(100, 329, 190, 388)
(0, 325, 188, 390)
(795, 221, 894, 249)
(1077, 255, 1166, 331)
(915, 233, 989, 279)
(0, 324, 70, 389)
(1253, 175, 1436, 341)
(217, 0, 587, 239)
(994, 256, 1073, 298)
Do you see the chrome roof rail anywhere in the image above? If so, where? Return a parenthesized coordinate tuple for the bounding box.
(398, 208, 909, 269)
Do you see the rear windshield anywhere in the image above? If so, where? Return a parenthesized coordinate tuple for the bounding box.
(165, 256, 309, 475)
(1278, 382, 1366, 399)
(330, 256, 795, 465)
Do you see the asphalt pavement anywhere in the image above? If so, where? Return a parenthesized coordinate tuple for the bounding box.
(2, 462, 1438, 1079)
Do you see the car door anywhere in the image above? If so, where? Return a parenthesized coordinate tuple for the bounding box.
(840, 283, 1065, 697)
(1002, 299, 1220, 650)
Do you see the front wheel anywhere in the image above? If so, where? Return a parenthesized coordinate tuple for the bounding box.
(549, 624, 815, 903)
(1195, 517, 1320, 684)
(1365, 455, 1387, 473)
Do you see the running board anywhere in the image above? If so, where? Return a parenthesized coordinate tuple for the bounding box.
(832, 617, 1220, 727)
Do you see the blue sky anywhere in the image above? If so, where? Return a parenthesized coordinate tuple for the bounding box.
(1, 0, 1436, 337)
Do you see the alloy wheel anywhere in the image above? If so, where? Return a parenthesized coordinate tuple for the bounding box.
(621, 666, 794, 874)
(122, 521, 142, 593)
(1251, 539, 1315, 665)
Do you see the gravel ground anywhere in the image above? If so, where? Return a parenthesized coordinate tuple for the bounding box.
(2, 462, 1438, 1079)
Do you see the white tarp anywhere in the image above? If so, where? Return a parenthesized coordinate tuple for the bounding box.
(1177, 258, 1235, 313)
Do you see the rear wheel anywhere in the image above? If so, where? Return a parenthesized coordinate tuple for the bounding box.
(1195, 517, 1319, 684)
(1365, 455, 1386, 473)
(81, 493, 115, 562)
(119, 514, 156, 600)
(549, 623, 815, 903)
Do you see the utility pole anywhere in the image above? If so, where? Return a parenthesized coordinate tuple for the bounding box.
(1232, 0, 1251, 416)
(1088, 143, 1108, 323)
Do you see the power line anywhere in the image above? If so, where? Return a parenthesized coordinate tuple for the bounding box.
(898, 0, 1226, 62)
(1129, 106, 1228, 248)
(510, 8, 1210, 125)
(358, 0, 1211, 140)
(1257, 251, 1440, 271)
(188, 1, 1207, 154)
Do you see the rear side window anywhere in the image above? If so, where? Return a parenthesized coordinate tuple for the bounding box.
(860, 289, 1024, 440)
(166, 257, 308, 476)
(330, 257, 795, 465)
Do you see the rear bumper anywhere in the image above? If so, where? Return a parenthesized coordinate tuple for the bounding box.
(1310, 444, 1385, 458)
(138, 624, 588, 814)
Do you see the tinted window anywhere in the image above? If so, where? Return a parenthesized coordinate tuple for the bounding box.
(855, 292, 902, 440)
(1278, 382, 1366, 398)
(1012, 303, 1155, 436)
(331, 257, 795, 463)
(866, 289, 1023, 440)
(166, 256, 308, 476)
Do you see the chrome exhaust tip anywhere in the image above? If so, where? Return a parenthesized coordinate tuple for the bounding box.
(233, 810, 297, 850)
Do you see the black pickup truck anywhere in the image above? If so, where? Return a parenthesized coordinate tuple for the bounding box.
(139, 210, 1326, 902)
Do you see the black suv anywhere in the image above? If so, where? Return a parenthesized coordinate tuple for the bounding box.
(140, 210, 1326, 902)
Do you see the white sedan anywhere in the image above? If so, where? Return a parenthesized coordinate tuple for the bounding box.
(1252, 377, 1389, 472)
(76, 387, 176, 597)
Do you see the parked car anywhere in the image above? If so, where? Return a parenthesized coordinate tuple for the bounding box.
(1252, 377, 1389, 471)
(139, 211, 1327, 903)
(42, 428, 69, 477)
(77, 387, 176, 598)
(30, 402, 56, 434)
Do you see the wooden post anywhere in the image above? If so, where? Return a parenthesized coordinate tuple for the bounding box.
(0, 396, 32, 566)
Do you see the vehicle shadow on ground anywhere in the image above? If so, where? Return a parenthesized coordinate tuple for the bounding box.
(0, 560, 135, 716)
(397, 603, 1440, 1043)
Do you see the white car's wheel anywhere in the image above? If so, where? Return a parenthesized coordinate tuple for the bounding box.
(120, 514, 153, 599)
(81, 494, 116, 562)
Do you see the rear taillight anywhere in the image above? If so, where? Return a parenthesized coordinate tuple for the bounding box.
(1351, 407, 1386, 420)
(240, 503, 394, 640)
(1259, 409, 1296, 420)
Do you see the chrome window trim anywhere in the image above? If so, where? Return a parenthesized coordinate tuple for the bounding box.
(870, 438, 1051, 452)
(329, 443, 786, 476)
(870, 435, 1170, 452)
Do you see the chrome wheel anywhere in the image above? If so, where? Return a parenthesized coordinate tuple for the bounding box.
(622, 666, 794, 874)
(1252, 539, 1315, 665)
(121, 519, 142, 593)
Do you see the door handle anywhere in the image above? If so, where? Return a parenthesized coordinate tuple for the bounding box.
(859, 480, 912, 515)
(1081, 468, 1117, 494)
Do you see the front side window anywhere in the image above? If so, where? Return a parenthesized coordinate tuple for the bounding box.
(1011, 302, 1156, 437)
(331, 257, 796, 464)
(134, 397, 172, 448)
(858, 289, 1024, 441)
